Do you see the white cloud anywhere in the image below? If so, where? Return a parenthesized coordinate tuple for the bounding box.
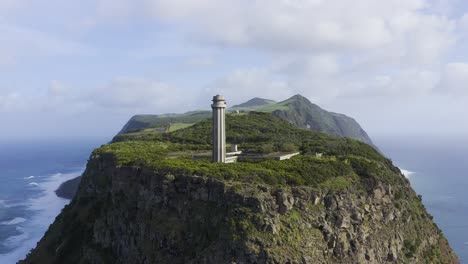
(0, 25, 92, 65)
(96, 0, 137, 21)
(437, 63, 468, 95)
(0, 86, 73, 113)
(186, 56, 215, 67)
(272, 54, 340, 77)
(0, 76, 194, 115)
(0, 92, 24, 112)
(1, 0, 468, 138)
(133, 0, 454, 62)
(0, 0, 30, 12)
(403, 15, 456, 64)
(338, 70, 440, 98)
(8, 0, 455, 99)
(458, 12, 468, 33)
(48, 80, 69, 97)
(124, 29, 217, 62)
(108, 0, 458, 101)
(206, 68, 293, 104)
(90, 77, 194, 112)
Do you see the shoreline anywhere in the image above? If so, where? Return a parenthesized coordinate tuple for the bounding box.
(0, 171, 80, 263)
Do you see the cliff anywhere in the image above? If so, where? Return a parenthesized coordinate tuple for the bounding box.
(55, 176, 82, 199)
(29, 112, 457, 263)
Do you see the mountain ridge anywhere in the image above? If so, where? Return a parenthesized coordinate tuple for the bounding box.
(230, 97, 277, 110)
(117, 94, 376, 148)
(270, 95, 375, 147)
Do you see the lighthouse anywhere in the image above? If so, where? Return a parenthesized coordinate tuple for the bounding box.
(211, 95, 227, 162)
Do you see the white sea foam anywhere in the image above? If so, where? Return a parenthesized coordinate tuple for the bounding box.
(0, 200, 26, 209)
(400, 169, 415, 178)
(24, 176, 35, 180)
(0, 170, 82, 263)
(2, 227, 29, 248)
(0, 200, 12, 208)
(28, 182, 39, 187)
(0, 218, 26, 226)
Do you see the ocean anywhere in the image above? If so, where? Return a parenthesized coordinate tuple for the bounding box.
(375, 135, 468, 263)
(0, 139, 106, 263)
(0, 136, 466, 263)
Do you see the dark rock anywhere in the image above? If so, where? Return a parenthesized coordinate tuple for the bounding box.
(276, 191, 294, 214)
(324, 196, 337, 210)
(55, 176, 82, 199)
(24, 155, 460, 264)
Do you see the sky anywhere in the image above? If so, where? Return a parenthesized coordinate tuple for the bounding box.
(1, 0, 467, 141)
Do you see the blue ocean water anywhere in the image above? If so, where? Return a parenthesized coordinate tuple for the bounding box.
(375, 135, 468, 263)
(0, 139, 106, 263)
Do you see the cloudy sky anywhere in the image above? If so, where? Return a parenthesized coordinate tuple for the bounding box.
(1, 0, 467, 141)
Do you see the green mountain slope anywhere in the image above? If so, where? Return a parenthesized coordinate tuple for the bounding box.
(230, 97, 277, 111)
(119, 110, 211, 134)
(265, 95, 375, 147)
(117, 95, 375, 148)
(24, 112, 458, 264)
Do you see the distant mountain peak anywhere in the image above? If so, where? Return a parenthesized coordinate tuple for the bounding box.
(290, 94, 307, 100)
(281, 94, 313, 104)
(231, 97, 276, 109)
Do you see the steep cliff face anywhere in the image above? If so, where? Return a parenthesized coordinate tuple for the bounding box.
(24, 155, 457, 264)
(55, 176, 81, 199)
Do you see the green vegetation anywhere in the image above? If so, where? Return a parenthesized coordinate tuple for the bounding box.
(256, 103, 289, 112)
(24, 105, 459, 264)
(117, 94, 376, 148)
(404, 239, 421, 258)
(267, 95, 375, 146)
(168, 123, 194, 132)
(229, 97, 277, 111)
(96, 111, 399, 189)
(94, 141, 168, 165)
(119, 110, 210, 134)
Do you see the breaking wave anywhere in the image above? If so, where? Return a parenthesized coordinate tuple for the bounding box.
(2, 227, 28, 248)
(400, 169, 415, 178)
(0, 200, 26, 209)
(0, 218, 26, 226)
(0, 170, 82, 263)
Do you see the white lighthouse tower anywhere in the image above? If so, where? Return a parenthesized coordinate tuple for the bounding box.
(212, 95, 227, 163)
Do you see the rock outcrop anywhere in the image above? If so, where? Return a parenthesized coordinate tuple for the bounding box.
(22, 154, 458, 264)
(55, 176, 82, 199)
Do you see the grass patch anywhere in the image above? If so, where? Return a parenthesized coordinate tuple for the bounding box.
(168, 123, 195, 132)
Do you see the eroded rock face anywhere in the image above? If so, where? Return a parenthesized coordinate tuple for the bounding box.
(22, 155, 458, 264)
(55, 176, 82, 199)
